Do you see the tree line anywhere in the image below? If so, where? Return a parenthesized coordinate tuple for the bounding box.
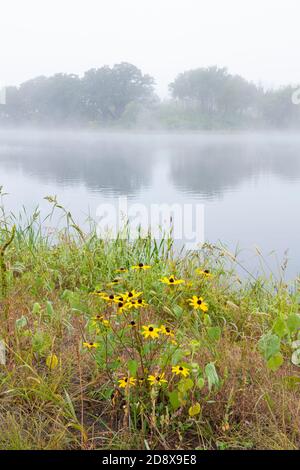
(1, 63, 299, 129)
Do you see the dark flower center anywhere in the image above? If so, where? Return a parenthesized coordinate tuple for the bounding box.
(149, 327, 154, 332)
(124, 378, 128, 382)
(89, 342, 93, 346)
(169, 278, 174, 283)
(113, 279, 118, 283)
(139, 263, 144, 268)
(166, 327, 170, 333)
(204, 269, 210, 274)
(109, 294, 114, 300)
(128, 292, 133, 297)
(179, 366, 183, 371)
(118, 302, 123, 308)
(138, 299, 142, 304)
(119, 297, 123, 302)
(197, 299, 202, 305)
(156, 376, 160, 381)
(130, 321, 136, 326)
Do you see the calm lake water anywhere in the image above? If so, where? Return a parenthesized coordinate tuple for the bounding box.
(0, 129, 299, 279)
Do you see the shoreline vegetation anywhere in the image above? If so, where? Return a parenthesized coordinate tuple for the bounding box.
(1, 64, 300, 131)
(0, 199, 300, 450)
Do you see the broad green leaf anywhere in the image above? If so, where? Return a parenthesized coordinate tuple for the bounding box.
(207, 326, 221, 342)
(188, 402, 201, 417)
(15, 315, 28, 330)
(168, 390, 180, 410)
(287, 314, 300, 334)
(267, 352, 283, 371)
(197, 377, 205, 389)
(128, 359, 138, 377)
(178, 378, 194, 393)
(258, 333, 280, 360)
(272, 317, 287, 338)
(205, 362, 219, 390)
(32, 303, 41, 315)
(46, 301, 55, 317)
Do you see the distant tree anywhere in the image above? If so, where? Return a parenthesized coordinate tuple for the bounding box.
(261, 86, 300, 128)
(169, 66, 260, 126)
(17, 74, 84, 124)
(82, 62, 155, 122)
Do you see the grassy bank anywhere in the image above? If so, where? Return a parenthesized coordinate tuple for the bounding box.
(0, 199, 300, 450)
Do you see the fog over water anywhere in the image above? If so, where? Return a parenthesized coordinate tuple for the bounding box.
(0, 129, 300, 278)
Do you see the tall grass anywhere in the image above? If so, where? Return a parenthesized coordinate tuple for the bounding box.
(0, 197, 299, 450)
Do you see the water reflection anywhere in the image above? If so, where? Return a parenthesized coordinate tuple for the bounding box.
(1, 132, 300, 198)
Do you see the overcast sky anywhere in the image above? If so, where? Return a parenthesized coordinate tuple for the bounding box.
(0, 0, 299, 97)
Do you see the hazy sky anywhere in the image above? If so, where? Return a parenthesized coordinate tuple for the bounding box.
(1, 0, 299, 97)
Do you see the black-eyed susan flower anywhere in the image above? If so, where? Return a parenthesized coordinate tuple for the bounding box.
(196, 268, 213, 278)
(116, 267, 128, 273)
(100, 293, 116, 303)
(124, 290, 143, 300)
(107, 278, 122, 287)
(128, 298, 148, 309)
(188, 295, 208, 312)
(160, 275, 185, 285)
(160, 325, 175, 337)
(141, 325, 160, 339)
(83, 341, 99, 349)
(131, 263, 151, 271)
(91, 315, 110, 328)
(116, 301, 130, 314)
(118, 377, 137, 388)
(129, 320, 137, 328)
(148, 372, 168, 387)
(172, 365, 190, 378)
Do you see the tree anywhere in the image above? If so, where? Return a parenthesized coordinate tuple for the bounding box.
(82, 62, 155, 122)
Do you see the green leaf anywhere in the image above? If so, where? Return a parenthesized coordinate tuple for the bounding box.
(207, 326, 221, 342)
(46, 301, 55, 317)
(188, 402, 201, 417)
(267, 352, 283, 371)
(168, 390, 180, 410)
(128, 359, 138, 377)
(178, 378, 194, 393)
(32, 303, 41, 315)
(258, 333, 280, 360)
(197, 377, 205, 389)
(272, 317, 287, 338)
(287, 314, 300, 334)
(205, 362, 219, 391)
(15, 315, 28, 330)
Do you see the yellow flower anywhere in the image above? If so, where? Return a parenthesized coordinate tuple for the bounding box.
(128, 298, 148, 309)
(124, 290, 143, 300)
(160, 325, 175, 337)
(160, 275, 185, 285)
(131, 263, 151, 270)
(129, 320, 137, 328)
(172, 365, 190, 378)
(188, 295, 208, 312)
(141, 325, 160, 339)
(116, 267, 128, 273)
(118, 377, 137, 388)
(83, 341, 99, 349)
(196, 268, 213, 278)
(107, 278, 122, 287)
(46, 354, 59, 370)
(115, 300, 130, 314)
(91, 315, 110, 328)
(148, 372, 168, 386)
(99, 293, 116, 302)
